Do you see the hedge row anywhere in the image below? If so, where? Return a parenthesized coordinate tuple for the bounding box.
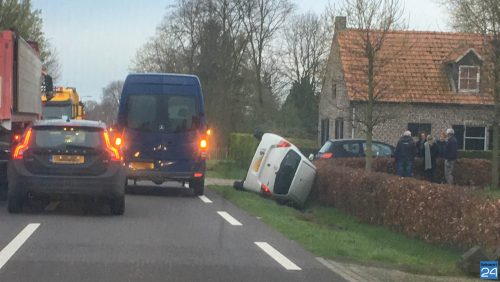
(313, 159, 500, 249)
(228, 133, 259, 168)
(324, 157, 492, 187)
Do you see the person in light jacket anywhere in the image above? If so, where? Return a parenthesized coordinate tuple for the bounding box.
(444, 128, 458, 185)
(423, 135, 439, 182)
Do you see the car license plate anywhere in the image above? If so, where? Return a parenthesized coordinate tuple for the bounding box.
(51, 155, 85, 164)
(129, 162, 154, 170)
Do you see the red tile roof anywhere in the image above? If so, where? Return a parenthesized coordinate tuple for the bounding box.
(337, 30, 494, 105)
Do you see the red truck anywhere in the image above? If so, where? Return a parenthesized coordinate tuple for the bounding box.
(0, 30, 48, 194)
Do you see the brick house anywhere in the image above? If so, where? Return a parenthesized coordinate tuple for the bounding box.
(319, 17, 495, 150)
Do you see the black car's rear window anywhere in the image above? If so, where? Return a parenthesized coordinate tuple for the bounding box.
(126, 94, 198, 133)
(33, 126, 103, 149)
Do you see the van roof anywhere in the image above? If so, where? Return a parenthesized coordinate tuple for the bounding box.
(34, 119, 106, 129)
(125, 73, 200, 86)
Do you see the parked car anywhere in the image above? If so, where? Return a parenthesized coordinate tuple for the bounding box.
(316, 139, 395, 159)
(234, 133, 316, 208)
(116, 73, 208, 195)
(7, 119, 126, 214)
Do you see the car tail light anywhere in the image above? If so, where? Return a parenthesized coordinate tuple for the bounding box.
(321, 152, 333, 159)
(12, 129, 32, 160)
(261, 184, 271, 197)
(277, 140, 291, 148)
(12, 134, 21, 143)
(194, 172, 203, 178)
(103, 131, 121, 161)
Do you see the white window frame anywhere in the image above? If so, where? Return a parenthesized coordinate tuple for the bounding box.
(458, 65, 480, 93)
(463, 125, 487, 151)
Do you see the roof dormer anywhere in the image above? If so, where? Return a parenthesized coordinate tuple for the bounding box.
(445, 47, 483, 93)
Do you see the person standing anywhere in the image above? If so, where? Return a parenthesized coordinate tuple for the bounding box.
(415, 132, 427, 158)
(444, 128, 458, 185)
(435, 130, 447, 158)
(423, 135, 438, 182)
(394, 130, 417, 177)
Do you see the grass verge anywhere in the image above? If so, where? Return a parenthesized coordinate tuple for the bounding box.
(209, 185, 463, 276)
(206, 160, 246, 180)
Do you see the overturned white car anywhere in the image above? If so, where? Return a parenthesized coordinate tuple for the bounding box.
(234, 133, 317, 207)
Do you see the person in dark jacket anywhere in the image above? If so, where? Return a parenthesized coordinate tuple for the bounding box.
(444, 128, 458, 185)
(394, 130, 417, 177)
(435, 130, 447, 158)
(415, 132, 427, 158)
(423, 135, 439, 182)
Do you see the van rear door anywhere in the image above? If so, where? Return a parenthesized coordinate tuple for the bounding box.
(123, 93, 201, 172)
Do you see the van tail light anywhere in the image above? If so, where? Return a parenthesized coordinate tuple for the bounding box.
(321, 152, 333, 159)
(277, 140, 291, 148)
(114, 136, 122, 147)
(12, 129, 32, 160)
(261, 184, 272, 197)
(199, 137, 208, 160)
(12, 134, 21, 143)
(103, 131, 121, 161)
(194, 172, 204, 178)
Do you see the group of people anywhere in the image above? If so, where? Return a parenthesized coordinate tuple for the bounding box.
(393, 128, 458, 184)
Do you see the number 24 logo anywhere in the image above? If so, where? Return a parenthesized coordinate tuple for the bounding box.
(481, 267, 498, 278)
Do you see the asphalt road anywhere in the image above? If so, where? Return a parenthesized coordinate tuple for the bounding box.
(0, 181, 344, 282)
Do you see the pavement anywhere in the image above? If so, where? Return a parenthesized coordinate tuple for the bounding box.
(0, 180, 344, 282)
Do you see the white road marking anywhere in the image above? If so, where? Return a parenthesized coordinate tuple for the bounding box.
(0, 223, 40, 270)
(217, 211, 242, 226)
(198, 195, 213, 203)
(255, 242, 302, 271)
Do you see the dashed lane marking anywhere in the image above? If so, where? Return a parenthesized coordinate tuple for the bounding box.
(217, 211, 243, 226)
(255, 242, 301, 271)
(0, 223, 40, 270)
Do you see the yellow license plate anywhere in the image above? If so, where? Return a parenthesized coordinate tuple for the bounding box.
(253, 157, 263, 172)
(51, 155, 85, 164)
(129, 162, 154, 170)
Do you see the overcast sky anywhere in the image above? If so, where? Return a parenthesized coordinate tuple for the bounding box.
(32, 0, 450, 101)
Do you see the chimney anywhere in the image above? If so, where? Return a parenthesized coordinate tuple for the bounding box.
(334, 16, 347, 32)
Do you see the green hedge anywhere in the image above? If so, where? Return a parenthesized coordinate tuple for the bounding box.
(229, 133, 259, 168)
(228, 133, 319, 167)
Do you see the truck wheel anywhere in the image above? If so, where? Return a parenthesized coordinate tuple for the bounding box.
(110, 196, 125, 215)
(190, 178, 204, 196)
(7, 194, 23, 213)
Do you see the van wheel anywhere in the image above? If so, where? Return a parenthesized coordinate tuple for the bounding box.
(7, 194, 23, 213)
(190, 178, 204, 196)
(110, 196, 125, 215)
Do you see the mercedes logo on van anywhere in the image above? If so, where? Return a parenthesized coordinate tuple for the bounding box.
(159, 124, 165, 131)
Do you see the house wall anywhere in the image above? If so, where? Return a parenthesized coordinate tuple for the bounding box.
(319, 34, 351, 146)
(351, 102, 494, 147)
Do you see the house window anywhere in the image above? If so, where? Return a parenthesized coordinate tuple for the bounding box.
(464, 126, 486, 150)
(331, 83, 337, 100)
(335, 118, 344, 139)
(407, 123, 431, 137)
(321, 119, 330, 145)
(453, 125, 486, 150)
(458, 66, 480, 92)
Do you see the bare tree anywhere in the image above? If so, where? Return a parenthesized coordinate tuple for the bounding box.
(281, 12, 331, 93)
(341, 0, 405, 171)
(240, 0, 294, 105)
(100, 80, 124, 125)
(443, 0, 500, 188)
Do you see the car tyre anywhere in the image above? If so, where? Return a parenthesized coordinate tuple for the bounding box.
(7, 194, 23, 213)
(110, 196, 125, 215)
(190, 178, 204, 196)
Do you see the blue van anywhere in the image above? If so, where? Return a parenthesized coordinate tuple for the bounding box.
(117, 73, 207, 195)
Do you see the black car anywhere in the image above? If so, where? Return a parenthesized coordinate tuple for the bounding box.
(7, 119, 126, 214)
(317, 139, 394, 159)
